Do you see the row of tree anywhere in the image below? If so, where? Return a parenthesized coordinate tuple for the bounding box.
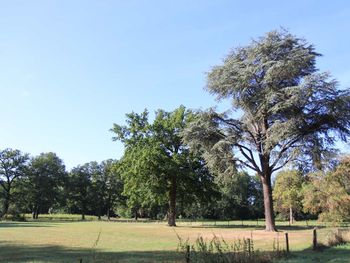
(0, 149, 124, 220)
(0, 146, 265, 222)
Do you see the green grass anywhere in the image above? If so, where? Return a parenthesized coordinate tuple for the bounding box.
(0, 218, 349, 262)
(277, 243, 350, 263)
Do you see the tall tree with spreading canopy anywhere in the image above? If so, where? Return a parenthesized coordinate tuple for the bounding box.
(0, 148, 29, 217)
(25, 152, 67, 219)
(112, 106, 215, 226)
(183, 30, 350, 231)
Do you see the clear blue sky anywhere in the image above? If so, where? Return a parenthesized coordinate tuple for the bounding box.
(1, 0, 349, 169)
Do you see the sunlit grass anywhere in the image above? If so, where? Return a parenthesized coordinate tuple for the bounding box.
(0, 217, 349, 262)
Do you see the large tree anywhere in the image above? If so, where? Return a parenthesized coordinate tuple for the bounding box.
(0, 148, 29, 217)
(184, 30, 350, 231)
(112, 106, 215, 226)
(67, 163, 95, 220)
(24, 152, 67, 219)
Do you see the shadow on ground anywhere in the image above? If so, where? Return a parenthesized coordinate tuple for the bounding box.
(276, 245, 350, 263)
(0, 241, 183, 263)
(0, 222, 60, 228)
(1, 240, 349, 263)
(185, 224, 322, 231)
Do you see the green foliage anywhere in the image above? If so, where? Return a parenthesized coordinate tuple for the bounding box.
(112, 106, 217, 224)
(0, 148, 29, 217)
(212, 172, 263, 220)
(21, 152, 67, 218)
(67, 162, 95, 219)
(183, 29, 350, 230)
(273, 170, 304, 220)
(91, 159, 124, 218)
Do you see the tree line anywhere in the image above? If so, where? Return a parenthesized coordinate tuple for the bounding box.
(1, 29, 349, 231)
(0, 146, 264, 222)
(1, 108, 349, 226)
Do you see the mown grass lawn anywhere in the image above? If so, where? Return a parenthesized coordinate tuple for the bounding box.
(0, 218, 349, 262)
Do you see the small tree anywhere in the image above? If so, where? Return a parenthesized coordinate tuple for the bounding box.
(184, 30, 350, 231)
(273, 170, 304, 224)
(0, 148, 29, 217)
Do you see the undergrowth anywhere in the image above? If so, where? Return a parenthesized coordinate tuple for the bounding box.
(175, 231, 286, 263)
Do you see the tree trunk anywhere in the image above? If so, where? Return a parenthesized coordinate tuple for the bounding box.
(289, 206, 294, 225)
(2, 192, 10, 217)
(35, 206, 39, 219)
(261, 175, 277, 231)
(167, 176, 177, 227)
(107, 209, 110, 220)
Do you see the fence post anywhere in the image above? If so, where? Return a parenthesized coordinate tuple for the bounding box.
(312, 227, 317, 250)
(186, 245, 190, 263)
(247, 238, 251, 255)
(285, 232, 289, 253)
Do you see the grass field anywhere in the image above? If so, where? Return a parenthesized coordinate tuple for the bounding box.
(0, 217, 349, 262)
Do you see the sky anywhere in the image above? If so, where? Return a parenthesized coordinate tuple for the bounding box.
(1, 0, 349, 169)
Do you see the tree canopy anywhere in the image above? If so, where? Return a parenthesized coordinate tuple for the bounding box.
(0, 148, 29, 217)
(112, 106, 216, 226)
(273, 170, 304, 224)
(183, 29, 350, 231)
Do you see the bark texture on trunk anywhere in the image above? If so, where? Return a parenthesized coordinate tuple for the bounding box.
(167, 176, 177, 227)
(261, 175, 277, 231)
(289, 206, 294, 225)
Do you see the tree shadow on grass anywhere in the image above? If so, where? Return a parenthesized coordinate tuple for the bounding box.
(184, 224, 324, 231)
(277, 245, 350, 263)
(0, 241, 183, 263)
(0, 221, 60, 228)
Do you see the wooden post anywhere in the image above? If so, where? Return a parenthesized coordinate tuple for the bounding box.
(186, 245, 190, 263)
(285, 232, 289, 253)
(312, 228, 317, 250)
(247, 238, 251, 255)
(79, 259, 82, 263)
